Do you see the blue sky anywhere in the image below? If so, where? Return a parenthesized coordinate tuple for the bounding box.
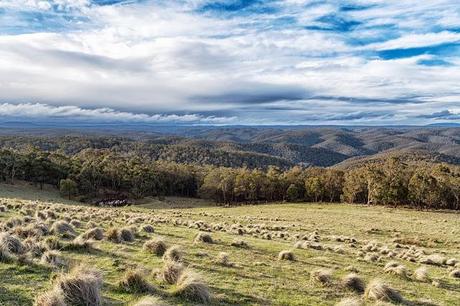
(0, 0, 459, 125)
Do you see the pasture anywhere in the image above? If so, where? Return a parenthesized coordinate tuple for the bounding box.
(0, 183, 459, 305)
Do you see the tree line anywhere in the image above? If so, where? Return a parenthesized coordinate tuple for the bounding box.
(0, 148, 459, 210)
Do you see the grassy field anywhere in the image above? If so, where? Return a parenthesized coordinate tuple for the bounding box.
(0, 183, 459, 305)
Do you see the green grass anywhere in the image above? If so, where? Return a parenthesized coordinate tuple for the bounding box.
(0, 183, 459, 305)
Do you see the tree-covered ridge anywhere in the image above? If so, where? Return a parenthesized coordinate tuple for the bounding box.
(0, 146, 459, 210)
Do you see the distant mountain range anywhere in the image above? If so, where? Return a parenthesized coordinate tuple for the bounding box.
(0, 123, 459, 168)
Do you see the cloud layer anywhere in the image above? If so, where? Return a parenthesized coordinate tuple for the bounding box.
(0, 0, 459, 125)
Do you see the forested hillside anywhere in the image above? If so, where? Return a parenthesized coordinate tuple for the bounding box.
(0, 126, 459, 168)
(0, 142, 459, 210)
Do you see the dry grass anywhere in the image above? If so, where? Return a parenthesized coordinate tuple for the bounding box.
(216, 252, 234, 267)
(335, 297, 363, 306)
(341, 273, 365, 293)
(120, 269, 156, 293)
(52, 265, 103, 306)
(163, 245, 183, 262)
(33, 288, 66, 306)
(449, 269, 460, 278)
(310, 269, 333, 286)
(364, 279, 403, 303)
(172, 269, 211, 303)
(278, 250, 295, 261)
(194, 232, 213, 244)
(81, 227, 104, 240)
(158, 260, 185, 284)
(134, 296, 169, 306)
(0, 232, 25, 254)
(414, 266, 430, 282)
(143, 238, 167, 256)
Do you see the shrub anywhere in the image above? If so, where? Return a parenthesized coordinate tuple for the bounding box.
(194, 232, 213, 244)
(364, 279, 403, 303)
(341, 273, 365, 293)
(173, 269, 211, 303)
(120, 269, 156, 293)
(143, 238, 167, 256)
(278, 250, 295, 261)
(163, 245, 183, 262)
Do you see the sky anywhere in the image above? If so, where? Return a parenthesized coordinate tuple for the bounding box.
(0, 0, 459, 125)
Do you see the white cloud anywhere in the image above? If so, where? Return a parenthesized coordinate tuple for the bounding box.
(0, 103, 237, 124)
(0, 0, 458, 124)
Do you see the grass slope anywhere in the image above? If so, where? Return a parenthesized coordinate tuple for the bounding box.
(0, 183, 459, 305)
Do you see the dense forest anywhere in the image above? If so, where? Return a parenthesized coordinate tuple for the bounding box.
(0, 144, 459, 210)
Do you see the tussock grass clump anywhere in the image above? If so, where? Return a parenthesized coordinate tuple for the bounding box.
(216, 252, 234, 267)
(42, 236, 62, 250)
(134, 296, 169, 306)
(120, 269, 156, 293)
(310, 269, 332, 286)
(364, 279, 403, 303)
(106, 228, 121, 243)
(142, 225, 155, 233)
(120, 228, 135, 242)
(81, 227, 104, 240)
(341, 273, 365, 293)
(5, 217, 22, 228)
(159, 260, 185, 284)
(0, 244, 16, 262)
(230, 239, 249, 248)
(51, 221, 76, 237)
(449, 269, 460, 278)
(419, 254, 446, 266)
(65, 236, 94, 251)
(384, 264, 408, 278)
(40, 250, 66, 268)
(446, 258, 458, 266)
(173, 269, 211, 304)
(143, 238, 167, 256)
(163, 245, 183, 262)
(364, 253, 379, 262)
(414, 266, 430, 282)
(69, 219, 81, 228)
(335, 297, 363, 306)
(0, 232, 25, 254)
(33, 288, 66, 306)
(194, 232, 213, 244)
(278, 250, 295, 261)
(55, 265, 103, 306)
